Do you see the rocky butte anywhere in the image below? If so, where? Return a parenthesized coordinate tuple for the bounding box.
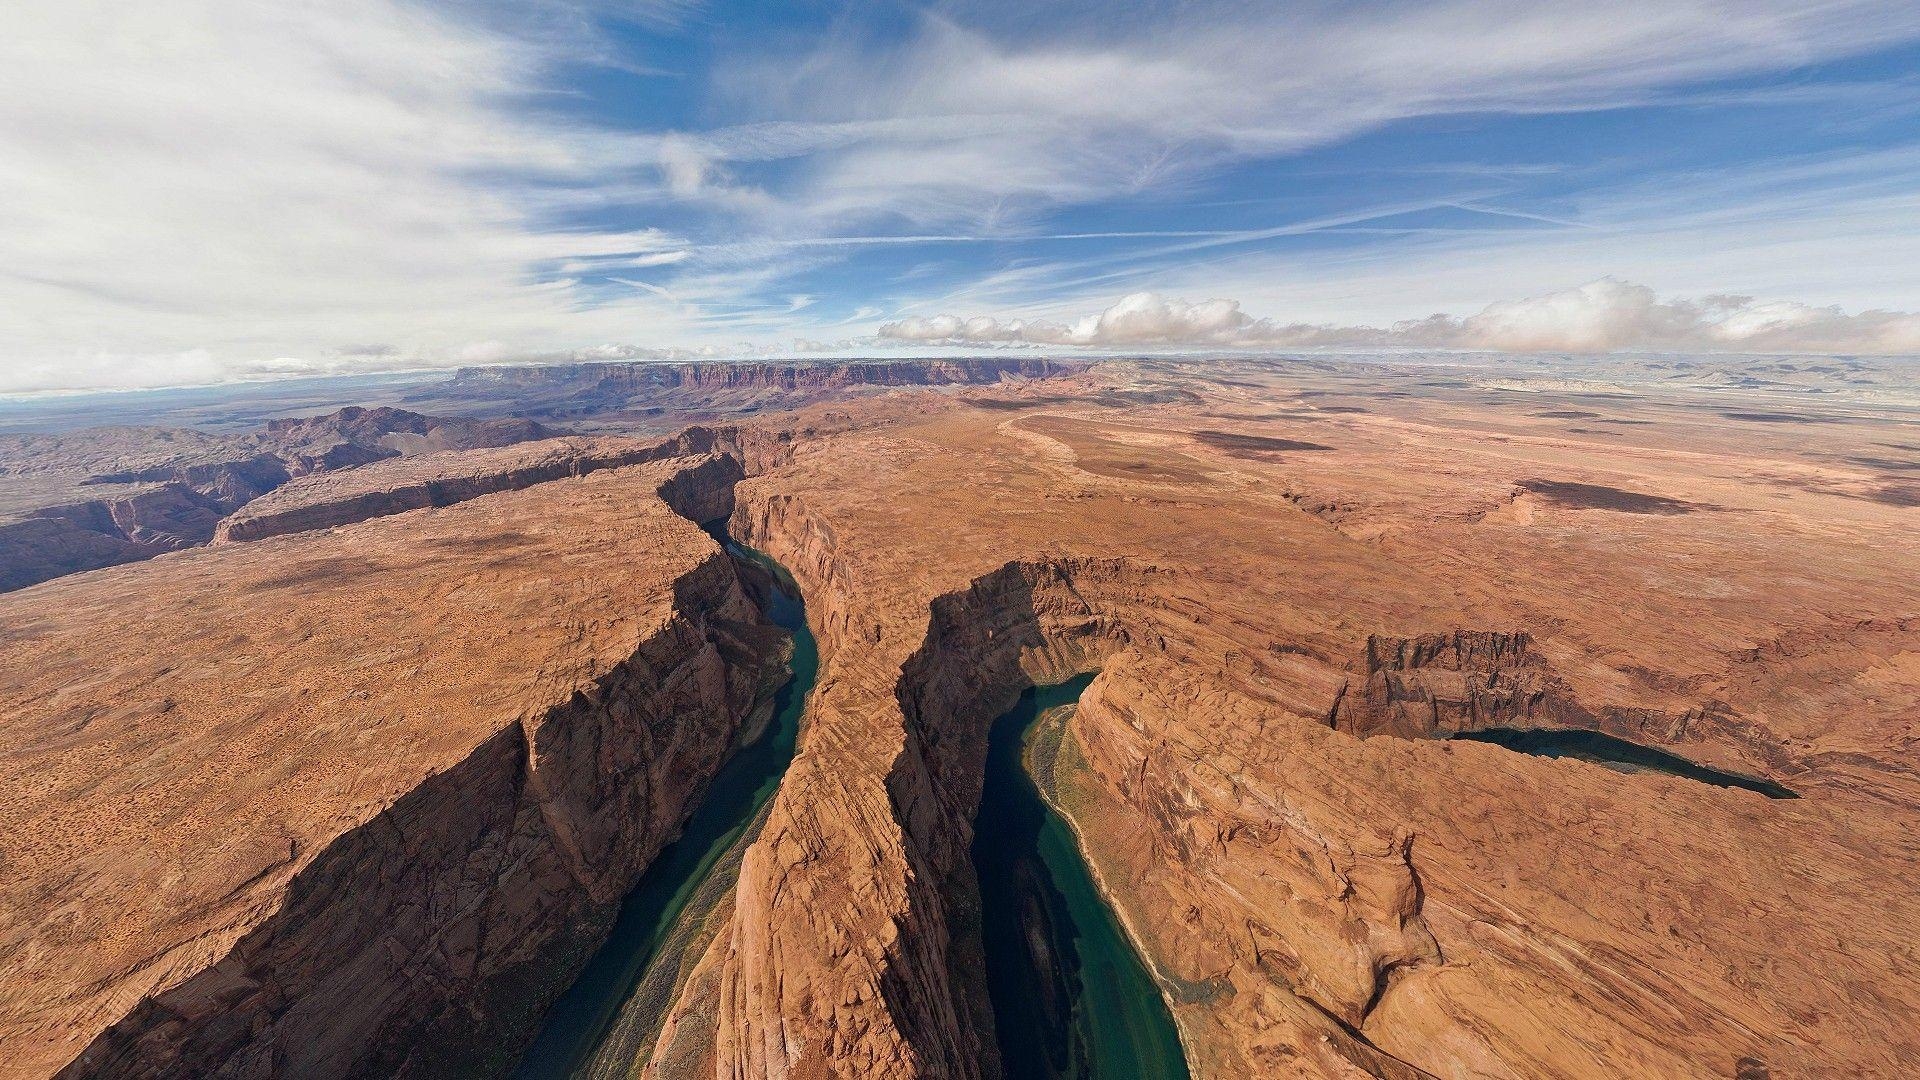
(0, 355, 1915, 1079)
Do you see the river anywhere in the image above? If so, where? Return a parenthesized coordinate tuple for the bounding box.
(1453, 728, 1797, 798)
(972, 675, 1191, 1080)
(513, 530, 817, 1079)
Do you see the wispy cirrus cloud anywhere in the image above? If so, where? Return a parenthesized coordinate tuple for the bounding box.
(0, 0, 703, 393)
(695, 1, 1920, 231)
(7, 0, 1920, 393)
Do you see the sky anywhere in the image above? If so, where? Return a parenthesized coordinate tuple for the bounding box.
(5, 0, 1920, 392)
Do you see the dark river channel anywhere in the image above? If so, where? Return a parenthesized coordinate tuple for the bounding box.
(514, 530, 816, 1079)
(1454, 728, 1797, 798)
(972, 675, 1191, 1080)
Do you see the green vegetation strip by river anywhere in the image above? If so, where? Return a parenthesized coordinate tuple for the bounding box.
(514, 534, 817, 1080)
(973, 676, 1191, 1080)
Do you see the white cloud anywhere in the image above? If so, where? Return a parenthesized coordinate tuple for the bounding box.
(880, 294, 1272, 347)
(0, 0, 703, 393)
(879, 281, 1920, 354)
(7, 0, 1920, 392)
(711, 2, 1920, 233)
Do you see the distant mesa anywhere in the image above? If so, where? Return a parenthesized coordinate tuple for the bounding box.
(0, 406, 565, 593)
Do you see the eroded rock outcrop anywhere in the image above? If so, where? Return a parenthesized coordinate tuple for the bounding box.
(639, 384, 1917, 1080)
(213, 426, 792, 545)
(0, 407, 563, 592)
(1328, 630, 1799, 782)
(1330, 631, 1564, 739)
(0, 459, 788, 1079)
(9, 357, 1920, 1080)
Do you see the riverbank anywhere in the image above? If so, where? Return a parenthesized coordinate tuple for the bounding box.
(1027, 692, 1213, 1063)
(513, 534, 818, 1079)
(973, 677, 1191, 1079)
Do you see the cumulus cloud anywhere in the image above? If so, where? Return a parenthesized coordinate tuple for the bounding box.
(790, 337, 863, 352)
(880, 294, 1272, 347)
(879, 281, 1920, 354)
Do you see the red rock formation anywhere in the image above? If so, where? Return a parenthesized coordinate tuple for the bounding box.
(212, 426, 789, 544)
(8, 357, 1919, 1080)
(0, 407, 563, 592)
(0, 460, 787, 1079)
(446, 357, 1080, 396)
(639, 373, 1918, 1080)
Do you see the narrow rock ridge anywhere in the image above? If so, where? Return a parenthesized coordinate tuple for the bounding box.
(651, 489, 1441, 1079)
(12, 459, 791, 1080)
(881, 559, 1146, 1080)
(213, 426, 790, 544)
(880, 562, 1442, 1080)
(644, 550, 1149, 1080)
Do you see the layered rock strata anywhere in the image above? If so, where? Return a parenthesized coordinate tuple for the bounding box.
(0, 408, 560, 592)
(213, 427, 789, 544)
(6, 357, 1918, 1080)
(446, 358, 1079, 398)
(642, 383, 1919, 1080)
(0, 459, 787, 1079)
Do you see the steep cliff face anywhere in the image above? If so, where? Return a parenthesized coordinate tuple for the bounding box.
(213, 426, 791, 544)
(1329, 630, 1794, 779)
(60, 555, 780, 1080)
(878, 559, 1150, 1080)
(1330, 630, 1563, 739)
(648, 502, 1444, 1080)
(447, 358, 1080, 396)
(0, 407, 562, 592)
(638, 391, 1917, 1080)
(0, 461, 789, 1080)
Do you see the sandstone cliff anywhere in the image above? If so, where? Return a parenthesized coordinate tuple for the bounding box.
(0, 459, 787, 1079)
(212, 426, 790, 544)
(8, 358, 1918, 1080)
(639, 378, 1919, 1080)
(0, 407, 561, 592)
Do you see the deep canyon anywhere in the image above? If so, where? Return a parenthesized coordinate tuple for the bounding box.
(1, 355, 1916, 1079)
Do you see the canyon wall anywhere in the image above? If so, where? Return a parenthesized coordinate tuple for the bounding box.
(638, 392, 1918, 1080)
(0, 460, 788, 1079)
(10, 362, 1919, 1080)
(0, 408, 561, 592)
(1330, 630, 1797, 778)
(214, 426, 790, 544)
(446, 358, 1080, 396)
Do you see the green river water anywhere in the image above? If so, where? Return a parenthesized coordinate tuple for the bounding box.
(513, 550, 1188, 1079)
(513, 532, 815, 1080)
(972, 676, 1191, 1080)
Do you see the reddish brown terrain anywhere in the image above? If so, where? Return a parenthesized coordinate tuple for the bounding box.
(1, 356, 1915, 1079)
(0, 407, 561, 592)
(0, 359, 1075, 593)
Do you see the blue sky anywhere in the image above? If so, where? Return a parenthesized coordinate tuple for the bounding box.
(5, 0, 1920, 390)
